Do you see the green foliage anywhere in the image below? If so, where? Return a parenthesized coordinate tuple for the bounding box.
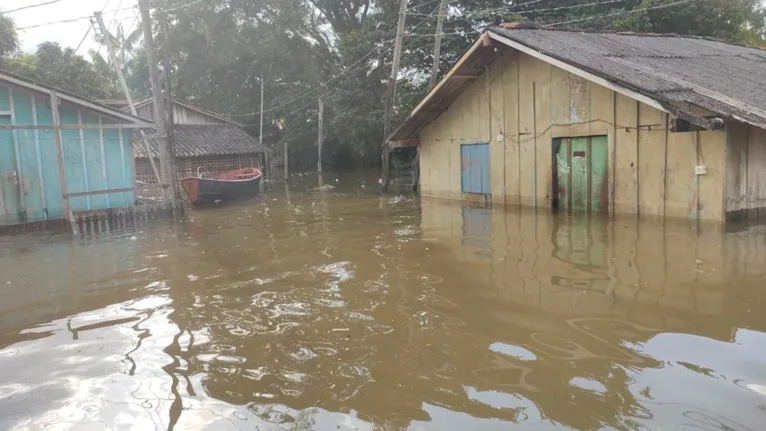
(615, 0, 766, 44)
(0, 14, 17, 58)
(5, 42, 119, 100)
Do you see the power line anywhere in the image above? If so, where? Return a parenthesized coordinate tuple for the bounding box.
(408, 0, 627, 17)
(0, 0, 62, 15)
(550, 0, 704, 25)
(73, 26, 92, 54)
(226, 4, 457, 119)
(157, 0, 207, 14)
(405, 0, 449, 12)
(227, 41, 396, 117)
(10, 7, 135, 32)
(107, 0, 124, 31)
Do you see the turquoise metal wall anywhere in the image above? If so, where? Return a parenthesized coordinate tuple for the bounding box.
(0, 84, 135, 225)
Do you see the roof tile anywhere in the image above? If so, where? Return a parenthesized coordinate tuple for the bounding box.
(134, 124, 268, 158)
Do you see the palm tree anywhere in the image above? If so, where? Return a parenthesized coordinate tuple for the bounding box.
(89, 22, 143, 71)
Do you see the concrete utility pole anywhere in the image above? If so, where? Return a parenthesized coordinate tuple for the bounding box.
(428, 0, 447, 90)
(381, 0, 408, 193)
(138, 0, 179, 209)
(93, 11, 161, 186)
(318, 97, 323, 178)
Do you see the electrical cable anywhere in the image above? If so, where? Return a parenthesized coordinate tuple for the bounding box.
(1, 0, 62, 15)
(551, 0, 705, 25)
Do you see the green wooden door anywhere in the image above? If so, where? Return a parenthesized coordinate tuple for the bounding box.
(554, 136, 608, 213)
(589, 136, 608, 213)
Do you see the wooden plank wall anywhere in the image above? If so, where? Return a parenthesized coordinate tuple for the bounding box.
(725, 121, 766, 220)
(418, 48, 727, 222)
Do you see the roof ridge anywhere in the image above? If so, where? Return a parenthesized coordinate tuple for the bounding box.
(494, 22, 766, 52)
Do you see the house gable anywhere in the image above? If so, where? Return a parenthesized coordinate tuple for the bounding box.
(132, 99, 242, 127)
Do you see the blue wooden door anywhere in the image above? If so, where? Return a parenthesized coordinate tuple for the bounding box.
(461, 143, 490, 194)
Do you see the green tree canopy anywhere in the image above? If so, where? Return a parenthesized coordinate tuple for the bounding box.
(615, 0, 766, 43)
(0, 13, 19, 58)
(4, 42, 119, 100)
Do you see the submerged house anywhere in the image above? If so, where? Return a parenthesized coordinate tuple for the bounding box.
(389, 24, 766, 223)
(0, 71, 151, 229)
(126, 99, 269, 182)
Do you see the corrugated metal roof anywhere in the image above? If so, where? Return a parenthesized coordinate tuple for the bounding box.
(389, 26, 766, 141)
(134, 124, 268, 159)
(0, 69, 152, 125)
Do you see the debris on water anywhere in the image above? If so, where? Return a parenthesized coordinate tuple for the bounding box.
(130, 236, 138, 241)
(315, 185, 336, 191)
(332, 328, 350, 332)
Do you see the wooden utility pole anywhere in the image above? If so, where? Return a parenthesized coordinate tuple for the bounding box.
(259, 76, 264, 151)
(284, 141, 289, 181)
(138, 0, 179, 209)
(428, 0, 447, 90)
(381, 0, 408, 192)
(318, 98, 323, 178)
(160, 14, 175, 158)
(415, 0, 447, 193)
(93, 11, 161, 186)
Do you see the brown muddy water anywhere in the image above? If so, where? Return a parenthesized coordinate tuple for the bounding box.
(1, 175, 766, 430)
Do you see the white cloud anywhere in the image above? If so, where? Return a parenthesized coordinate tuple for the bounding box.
(0, 0, 139, 56)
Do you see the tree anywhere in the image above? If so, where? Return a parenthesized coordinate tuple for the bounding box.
(4, 42, 119, 100)
(0, 13, 18, 59)
(615, 0, 766, 44)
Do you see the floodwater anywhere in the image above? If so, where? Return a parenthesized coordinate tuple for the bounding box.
(1, 175, 766, 431)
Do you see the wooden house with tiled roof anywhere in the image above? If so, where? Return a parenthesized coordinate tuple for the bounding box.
(101, 99, 269, 183)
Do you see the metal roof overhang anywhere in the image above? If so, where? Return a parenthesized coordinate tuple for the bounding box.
(0, 71, 154, 127)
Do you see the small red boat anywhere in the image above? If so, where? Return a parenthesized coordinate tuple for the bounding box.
(181, 168, 262, 206)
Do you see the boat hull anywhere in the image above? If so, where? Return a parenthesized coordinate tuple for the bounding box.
(181, 169, 262, 206)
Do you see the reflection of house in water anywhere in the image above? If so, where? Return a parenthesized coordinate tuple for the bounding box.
(414, 198, 766, 429)
(550, 217, 610, 293)
(420, 198, 738, 336)
(0, 233, 143, 348)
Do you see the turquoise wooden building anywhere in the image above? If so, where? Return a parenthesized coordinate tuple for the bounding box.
(0, 71, 153, 228)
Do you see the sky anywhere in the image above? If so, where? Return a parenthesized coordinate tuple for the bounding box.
(0, 0, 139, 57)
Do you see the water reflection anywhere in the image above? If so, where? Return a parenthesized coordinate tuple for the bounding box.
(0, 176, 766, 430)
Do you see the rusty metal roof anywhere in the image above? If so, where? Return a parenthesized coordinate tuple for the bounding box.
(389, 26, 766, 142)
(134, 124, 268, 159)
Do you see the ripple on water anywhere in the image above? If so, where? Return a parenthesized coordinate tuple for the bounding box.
(489, 342, 537, 361)
(569, 377, 608, 394)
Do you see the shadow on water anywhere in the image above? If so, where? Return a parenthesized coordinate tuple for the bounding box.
(1, 173, 766, 430)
